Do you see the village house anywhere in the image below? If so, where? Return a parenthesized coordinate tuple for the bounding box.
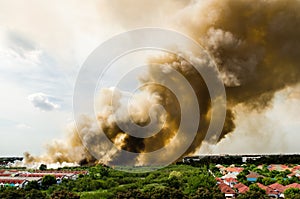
(219, 183, 236, 198)
(233, 183, 249, 194)
(225, 167, 244, 175)
(268, 164, 290, 172)
(221, 173, 238, 186)
(0, 177, 42, 188)
(256, 183, 280, 198)
(246, 171, 265, 182)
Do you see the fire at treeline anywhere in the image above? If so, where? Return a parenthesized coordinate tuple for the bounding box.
(3, 154, 300, 168)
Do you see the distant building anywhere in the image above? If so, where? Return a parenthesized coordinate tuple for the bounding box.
(242, 156, 261, 163)
(0, 169, 88, 189)
(0, 177, 42, 188)
(268, 164, 290, 172)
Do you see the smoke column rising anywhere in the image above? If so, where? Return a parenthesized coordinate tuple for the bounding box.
(25, 0, 300, 166)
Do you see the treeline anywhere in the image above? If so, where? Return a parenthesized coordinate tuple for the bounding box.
(0, 157, 23, 162)
(247, 155, 300, 164)
(0, 157, 23, 168)
(182, 154, 300, 165)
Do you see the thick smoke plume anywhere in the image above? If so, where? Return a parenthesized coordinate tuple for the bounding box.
(25, 0, 300, 166)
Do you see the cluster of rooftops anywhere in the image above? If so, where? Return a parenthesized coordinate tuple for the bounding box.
(216, 164, 300, 198)
(0, 169, 88, 188)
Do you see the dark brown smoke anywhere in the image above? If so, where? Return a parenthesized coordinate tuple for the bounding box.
(25, 0, 300, 166)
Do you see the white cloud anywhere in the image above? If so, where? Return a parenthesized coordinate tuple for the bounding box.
(16, 123, 32, 129)
(28, 92, 60, 111)
(0, 28, 42, 67)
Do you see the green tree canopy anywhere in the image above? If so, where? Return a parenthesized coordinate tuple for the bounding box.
(284, 188, 300, 199)
(42, 175, 57, 188)
(39, 164, 47, 171)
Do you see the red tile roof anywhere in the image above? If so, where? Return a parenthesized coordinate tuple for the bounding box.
(234, 183, 249, 193)
(19, 173, 69, 178)
(225, 178, 238, 183)
(285, 183, 300, 189)
(219, 183, 235, 194)
(239, 186, 249, 194)
(256, 183, 278, 195)
(9, 170, 19, 172)
(35, 170, 87, 174)
(216, 178, 223, 183)
(226, 167, 244, 173)
(268, 183, 286, 193)
(0, 179, 26, 184)
(0, 174, 11, 177)
(268, 164, 289, 171)
(292, 165, 300, 171)
(234, 183, 245, 189)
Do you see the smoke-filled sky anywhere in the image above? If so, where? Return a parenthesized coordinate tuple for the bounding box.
(1, 0, 300, 159)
